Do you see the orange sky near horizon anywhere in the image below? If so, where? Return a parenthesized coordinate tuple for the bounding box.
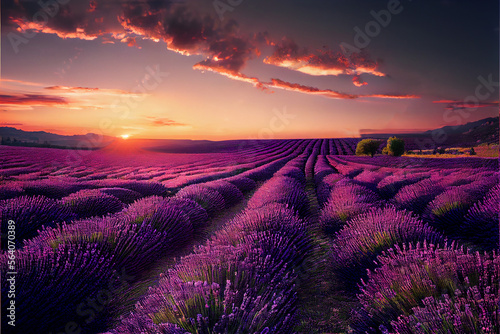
(1, 1, 498, 140)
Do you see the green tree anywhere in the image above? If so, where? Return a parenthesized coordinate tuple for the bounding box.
(382, 137, 405, 157)
(356, 139, 381, 157)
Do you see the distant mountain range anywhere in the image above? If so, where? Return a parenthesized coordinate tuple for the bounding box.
(0, 127, 116, 149)
(1, 116, 498, 151)
(361, 117, 499, 149)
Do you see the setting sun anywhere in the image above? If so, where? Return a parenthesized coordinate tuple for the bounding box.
(120, 134, 130, 139)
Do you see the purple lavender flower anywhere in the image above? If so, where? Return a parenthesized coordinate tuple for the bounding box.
(225, 175, 257, 193)
(393, 178, 445, 214)
(353, 170, 389, 191)
(176, 184, 226, 218)
(316, 173, 344, 207)
(0, 195, 75, 248)
(203, 180, 244, 207)
(313, 155, 337, 185)
(376, 173, 428, 199)
(320, 181, 380, 235)
(331, 207, 445, 290)
(123, 243, 299, 333)
(99, 187, 143, 204)
(162, 196, 209, 230)
(22, 179, 85, 199)
(0, 182, 25, 200)
(60, 189, 125, 218)
(276, 165, 306, 184)
(391, 289, 500, 334)
(0, 244, 121, 333)
(423, 178, 497, 236)
(247, 176, 309, 217)
(460, 184, 500, 251)
(120, 180, 170, 197)
(354, 242, 499, 333)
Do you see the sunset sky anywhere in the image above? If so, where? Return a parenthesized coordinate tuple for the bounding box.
(1, 0, 498, 140)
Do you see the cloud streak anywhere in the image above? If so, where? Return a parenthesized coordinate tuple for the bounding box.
(264, 79, 418, 100)
(264, 38, 385, 80)
(0, 93, 69, 110)
(433, 100, 499, 110)
(45, 85, 147, 98)
(145, 116, 188, 127)
(3, 0, 417, 101)
(266, 79, 357, 99)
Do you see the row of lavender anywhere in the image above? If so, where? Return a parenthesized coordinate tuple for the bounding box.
(0, 139, 301, 199)
(314, 155, 499, 333)
(0, 138, 357, 188)
(0, 140, 311, 250)
(0, 138, 358, 190)
(107, 154, 316, 333)
(327, 155, 499, 250)
(0, 142, 316, 332)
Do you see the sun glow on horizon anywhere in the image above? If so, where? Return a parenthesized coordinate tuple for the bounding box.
(120, 134, 130, 139)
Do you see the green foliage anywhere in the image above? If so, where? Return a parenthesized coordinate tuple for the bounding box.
(382, 137, 405, 157)
(436, 147, 446, 154)
(356, 139, 381, 157)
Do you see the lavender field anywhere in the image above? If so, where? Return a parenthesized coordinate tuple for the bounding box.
(1, 138, 499, 334)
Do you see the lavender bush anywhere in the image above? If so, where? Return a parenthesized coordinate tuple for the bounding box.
(0, 182, 25, 200)
(225, 175, 257, 193)
(320, 180, 380, 235)
(120, 180, 170, 197)
(162, 196, 209, 230)
(354, 242, 499, 333)
(113, 243, 297, 333)
(316, 173, 344, 207)
(331, 207, 445, 290)
(0, 244, 122, 333)
(353, 170, 388, 191)
(376, 173, 427, 199)
(423, 178, 497, 236)
(0, 195, 75, 248)
(110, 192, 313, 333)
(203, 180, 245, 207)
(276, 165, 306, 184)
(460, 184, 500, 251)
(118, 195, 165, 224)
(60, 189, 125, 218)
(99, 187, 143, 204)
(176, 184, 226, 218)
(393, 178, 446, 214)
(313, 155, 336, 184)
(22, 179, 85, 199)
(25, 211, 192, 277)
(391, 289, 500, 334)
(247, 176, 309, 217)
